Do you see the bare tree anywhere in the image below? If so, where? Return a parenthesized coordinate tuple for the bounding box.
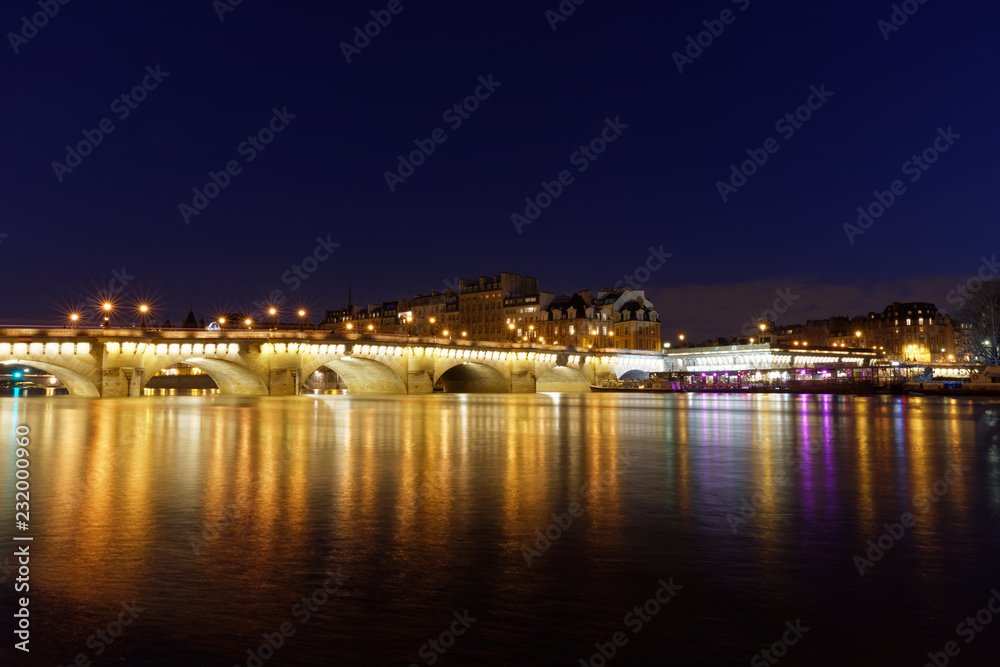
(955, 279, 1000, 365)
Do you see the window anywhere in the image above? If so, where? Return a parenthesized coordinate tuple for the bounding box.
(906, 319, 911, 326)
(918, 318, 923, 325)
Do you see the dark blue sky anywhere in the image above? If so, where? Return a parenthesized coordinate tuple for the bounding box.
(2, 0, 998, 339)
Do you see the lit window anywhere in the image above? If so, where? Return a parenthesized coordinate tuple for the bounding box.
(906, 319, 911, 326)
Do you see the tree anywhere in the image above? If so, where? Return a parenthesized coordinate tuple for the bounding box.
(954, 279, 1000, 365)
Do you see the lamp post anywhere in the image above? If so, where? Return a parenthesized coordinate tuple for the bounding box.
(268, 307, 278, 330)
(298, 309, 307, 331)
(245, 318, 253, 330)
(139, 304, 149, 330)
(101, 301, 113, 329)
(69, 313, 80, 329)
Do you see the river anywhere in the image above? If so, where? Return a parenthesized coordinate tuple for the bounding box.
(1, 393, 999, 665)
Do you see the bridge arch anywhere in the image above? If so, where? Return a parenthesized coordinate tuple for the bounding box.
(435, 362, 510, 393)
(142, 357, 268, 395)
(318, 358, 407, 394)
(536, 366, 592, 393)
(2, 360, 99, 397)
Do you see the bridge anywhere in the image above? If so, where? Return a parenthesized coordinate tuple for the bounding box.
(0, 328, 664, 397)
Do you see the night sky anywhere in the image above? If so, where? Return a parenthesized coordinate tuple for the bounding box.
(2, 0, 998, 341)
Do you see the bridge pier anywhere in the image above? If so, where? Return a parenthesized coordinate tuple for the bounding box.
(268, 368, 300, 396)
(406, 351, 435, 394)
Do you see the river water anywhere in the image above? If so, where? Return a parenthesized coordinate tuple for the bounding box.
(1, 393, 999, 666)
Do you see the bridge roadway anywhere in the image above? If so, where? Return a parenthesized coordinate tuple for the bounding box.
(0, 328, 665, 397)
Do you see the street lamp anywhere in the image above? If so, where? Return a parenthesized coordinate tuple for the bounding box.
(69, 313, 80, 328)
(268, 307, 278, 330)
(298, 309, 307, 331)
(245, 318, 253, 329)
(218, 316, 227, 328)
(101, 301, 113, 328)
(139, 304, 149, 329)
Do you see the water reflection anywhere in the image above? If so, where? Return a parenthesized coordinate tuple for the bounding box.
(1, 393, 998, 665)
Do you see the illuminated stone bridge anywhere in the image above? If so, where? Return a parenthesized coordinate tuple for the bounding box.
(0, 328, 665, 397)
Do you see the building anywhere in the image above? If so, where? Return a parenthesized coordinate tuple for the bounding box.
(458, 273, 538, 341)
(535, 291, 615, 349)
(863, 302, 955, 362)
(504, 292, 554, 342)
(611, 291, 661, 351)
(409, 290, 459, 335)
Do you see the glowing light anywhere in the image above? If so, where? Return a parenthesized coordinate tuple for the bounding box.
(461, 331, 467, 337)
(759, 323, 766, 332)
(346, 323, 353, 330)
(269, 308, 277, 316)
(429, 317, 436, 324)
(245, 318, 253, 327)
(70, 313, 79, 322)
(218, 317, 226, 325)
(102, 302, 113, 311)
(442, 330, 449, 336)
(298, 310, 306, 317)
(367, 325, 374, 331)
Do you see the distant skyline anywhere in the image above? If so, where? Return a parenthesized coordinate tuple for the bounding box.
(2, 1, 998, 341)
